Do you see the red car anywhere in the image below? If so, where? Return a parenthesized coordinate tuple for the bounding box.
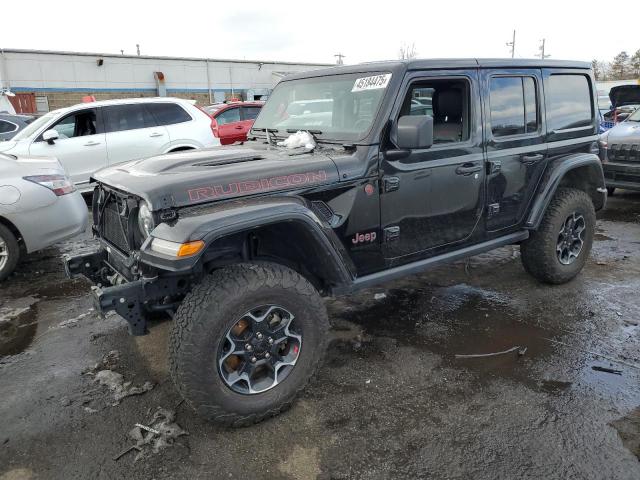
(203, 101, 264, 145)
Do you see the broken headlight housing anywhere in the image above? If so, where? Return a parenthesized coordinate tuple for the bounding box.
(137, 202, 155, 238)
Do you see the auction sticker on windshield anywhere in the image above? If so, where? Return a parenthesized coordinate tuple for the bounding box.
(352, 73, 392, 92)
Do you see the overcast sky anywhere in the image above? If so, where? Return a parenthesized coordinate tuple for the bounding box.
(3, 0, 639, 65)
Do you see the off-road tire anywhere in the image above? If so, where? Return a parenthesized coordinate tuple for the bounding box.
(169, 263, 329, 426)
(520, 188, 595, 284)
(0, 224, 20, 282)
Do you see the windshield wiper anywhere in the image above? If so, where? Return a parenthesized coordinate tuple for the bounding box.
(286, 129, 322, 135)
(252, 128, 279, 145)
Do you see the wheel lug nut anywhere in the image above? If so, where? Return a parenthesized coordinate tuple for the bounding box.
(268, 337, 274, 344)
(245, 344, 252, 351)
(251, 357, 257, 363)
(256, 332, 263, 340)
(265, 353, 271, 359)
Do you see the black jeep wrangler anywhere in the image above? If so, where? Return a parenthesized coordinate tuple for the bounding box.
(66, 59, 606, 426)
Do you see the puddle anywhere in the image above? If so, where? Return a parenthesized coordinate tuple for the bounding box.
(23, 278, 87, 299)
(332, 285, 555, 386)
(598, 193, 640, 223)
(0, 301, 39, 359)
(329, 283, 640, 403)
(611, 407, 640, 460)
(594, 232, 615, 241)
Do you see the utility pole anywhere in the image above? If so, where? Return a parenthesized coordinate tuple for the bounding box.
(136, 44, 140, 56)
(334, 53, 345, 65)
(538, 39, 550, 59)
(120, 49, 124, 55)
(506, 30, 516, 58)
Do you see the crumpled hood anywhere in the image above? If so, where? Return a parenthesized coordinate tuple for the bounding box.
(609, 85, 640, 108)
(93, 145, 340, 209)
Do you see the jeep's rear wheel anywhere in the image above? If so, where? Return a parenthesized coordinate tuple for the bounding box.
(520, 188, 595, 284)
(169, 263, 328, 426)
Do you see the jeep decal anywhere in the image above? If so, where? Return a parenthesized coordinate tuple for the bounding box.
(187, 170, 328, 201)
(352, 231, 377, 245)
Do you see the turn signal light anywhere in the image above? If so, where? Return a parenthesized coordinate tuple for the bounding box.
(150, 238, 205, 257)
(177, 240, 205, 257)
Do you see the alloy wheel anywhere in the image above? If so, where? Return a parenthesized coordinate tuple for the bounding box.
(0, 236, 8, 271)
(217, 305, 302, 394)
(556, 212, 586, 265)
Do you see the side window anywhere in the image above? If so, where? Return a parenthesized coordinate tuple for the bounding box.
(146, 103, 192, 126)
(0, 120, 17, 133)
(400, 78, 469, 144)
(242, 106, 261, 121)
(409, 88, 434, 117)
(489, 76, 538, 138)
(547, 74, 593, 131)
(103, 104, 156, 133)
(216, 107, 241, 125)
(50, 109, 98, 139)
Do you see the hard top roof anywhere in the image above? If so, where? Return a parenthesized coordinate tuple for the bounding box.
(283, 58, 591, 81)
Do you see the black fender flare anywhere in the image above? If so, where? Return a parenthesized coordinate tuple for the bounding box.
(525, 153, 606, 230)
(140, 196, 355, 288)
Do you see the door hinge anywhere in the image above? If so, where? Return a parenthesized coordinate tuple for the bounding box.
(488, 203, 500, 218)
(383, 176, 400, 193)
(384, 226, 400, 242)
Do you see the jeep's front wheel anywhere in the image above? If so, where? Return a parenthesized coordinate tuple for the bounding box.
(169, 263, 328, 426)
(520, 188, 595, 284)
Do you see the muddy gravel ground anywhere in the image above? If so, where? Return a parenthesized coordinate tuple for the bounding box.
(1, 192, 640, 480)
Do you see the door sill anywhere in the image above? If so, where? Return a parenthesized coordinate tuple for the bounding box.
(345, 230, 529, 293)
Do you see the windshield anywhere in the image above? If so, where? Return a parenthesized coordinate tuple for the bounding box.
(628, 108, 640, 122)
(12, 111, 58, 141)
(253, 72, 391, 141)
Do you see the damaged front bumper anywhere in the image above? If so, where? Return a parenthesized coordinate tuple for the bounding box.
(64, 249, 189, 336)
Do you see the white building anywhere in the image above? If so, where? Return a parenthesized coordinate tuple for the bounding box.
(0, 49, 331, 113)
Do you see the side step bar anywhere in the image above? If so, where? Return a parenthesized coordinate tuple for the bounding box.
(345, 231, 529, 293)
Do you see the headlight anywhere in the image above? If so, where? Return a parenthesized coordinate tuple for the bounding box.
(137, 202, 154, 238)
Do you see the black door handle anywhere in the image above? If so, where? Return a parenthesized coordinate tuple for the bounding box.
(520, 153, 544, 165)
(455, 163, 482, 176)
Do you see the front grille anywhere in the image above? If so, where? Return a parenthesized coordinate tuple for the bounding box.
(97, 189, 135, 254)
(609, 143, 640, 162)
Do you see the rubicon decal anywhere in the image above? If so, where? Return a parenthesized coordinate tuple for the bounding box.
(187, 170, 328, 201)
(352, 231, 377, 245)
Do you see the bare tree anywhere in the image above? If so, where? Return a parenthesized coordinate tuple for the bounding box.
(399, 43, 417, 60)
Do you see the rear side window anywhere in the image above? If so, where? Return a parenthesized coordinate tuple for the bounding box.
(489, 76, 538, 137)
(103, 104, 156, 133)
(546, 74, 593, 131)
(216, 107, 241, 125)
(0, 120, 17, 133)
(146, 103, 192, 126)
(243, 106, 261, 120)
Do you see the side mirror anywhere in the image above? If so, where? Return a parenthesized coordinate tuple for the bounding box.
(42, 129, 59, 145)
(395, 115, 433, 149)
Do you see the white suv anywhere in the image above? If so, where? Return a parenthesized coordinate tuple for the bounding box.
(0, 98, 219, 190)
